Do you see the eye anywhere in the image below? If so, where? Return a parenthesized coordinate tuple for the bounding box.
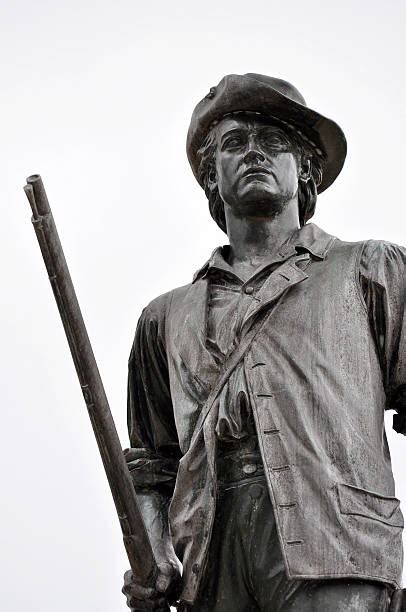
(261, 131, 291, 150)
(223, 135, 244, 149)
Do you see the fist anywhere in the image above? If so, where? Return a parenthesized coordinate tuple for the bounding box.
(122, 559, 181, 611)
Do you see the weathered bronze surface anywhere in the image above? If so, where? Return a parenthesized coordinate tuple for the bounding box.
(122, 74, 406, 611)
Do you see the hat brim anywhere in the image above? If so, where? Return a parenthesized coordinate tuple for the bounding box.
(187, 74, 347, 194)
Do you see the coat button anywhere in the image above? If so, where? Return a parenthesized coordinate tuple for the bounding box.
(243, 463, 257, 475)
(244, 286, 254, 295)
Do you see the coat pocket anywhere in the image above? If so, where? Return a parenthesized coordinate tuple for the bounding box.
(337, 483, 404, 528)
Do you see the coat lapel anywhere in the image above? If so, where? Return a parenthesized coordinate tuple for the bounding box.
(241, 252, 311, 332)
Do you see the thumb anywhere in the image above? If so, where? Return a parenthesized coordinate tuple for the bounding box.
(155, 572, 172, 594)
(155, 560, 178, 593)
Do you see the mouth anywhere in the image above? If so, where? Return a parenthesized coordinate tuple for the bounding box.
(241, 166, 272, 178)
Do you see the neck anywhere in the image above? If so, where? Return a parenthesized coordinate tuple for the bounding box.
(224, 198, 300, 264)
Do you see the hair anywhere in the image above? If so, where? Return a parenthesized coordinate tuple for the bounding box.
(196, 116, 324, 233)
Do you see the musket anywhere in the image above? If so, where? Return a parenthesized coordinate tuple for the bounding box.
(23, 174, 165, 609)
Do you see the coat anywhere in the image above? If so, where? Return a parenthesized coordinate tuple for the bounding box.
(126, 223, 406, 603)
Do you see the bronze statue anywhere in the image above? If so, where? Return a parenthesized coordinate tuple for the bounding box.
(121, 74, 406, 611)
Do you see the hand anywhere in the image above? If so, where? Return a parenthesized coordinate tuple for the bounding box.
(122, 558, 181, 611)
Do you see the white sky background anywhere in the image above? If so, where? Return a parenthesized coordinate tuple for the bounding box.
(1, 0, 406, 610)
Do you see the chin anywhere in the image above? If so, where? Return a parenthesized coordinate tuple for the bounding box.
(237, 188, 289, 216)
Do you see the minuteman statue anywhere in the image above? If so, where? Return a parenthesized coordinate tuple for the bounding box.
(121, 73, 406, 611)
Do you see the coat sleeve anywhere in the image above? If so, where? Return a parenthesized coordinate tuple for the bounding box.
(124, 293, 181, 491)
(359, 240, 406, 416)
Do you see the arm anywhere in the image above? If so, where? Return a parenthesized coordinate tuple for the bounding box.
(359, 240, 406, 430)
(123, 296, 182, 610)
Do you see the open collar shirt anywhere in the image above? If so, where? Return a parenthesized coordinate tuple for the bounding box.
(203, 239, 311, 440)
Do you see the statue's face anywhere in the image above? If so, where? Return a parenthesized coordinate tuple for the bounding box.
(213, 115, 302, 218)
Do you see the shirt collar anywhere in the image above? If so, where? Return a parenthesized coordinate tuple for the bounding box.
(192, 223, 335, 283)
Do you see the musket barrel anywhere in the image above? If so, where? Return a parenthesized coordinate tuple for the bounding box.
(27, 174, 51, 216)
(23, 175, 159, 589)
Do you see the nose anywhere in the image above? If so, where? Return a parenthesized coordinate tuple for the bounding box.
(243, 147, 265, 165)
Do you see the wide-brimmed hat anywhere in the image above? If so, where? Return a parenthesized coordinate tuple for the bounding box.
(186, 73, 347, 194)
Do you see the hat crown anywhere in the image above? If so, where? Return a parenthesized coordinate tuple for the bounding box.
(243, 73, 307, 107)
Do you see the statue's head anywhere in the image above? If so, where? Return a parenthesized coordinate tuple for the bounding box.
(187, 74, 347, 233)
(197, 112, 323, 231)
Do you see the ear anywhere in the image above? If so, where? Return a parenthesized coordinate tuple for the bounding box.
(299, 158, 312, 182)
(207, 166, 218, 193)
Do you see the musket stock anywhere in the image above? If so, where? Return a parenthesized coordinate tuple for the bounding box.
(23, 175, 160, 597)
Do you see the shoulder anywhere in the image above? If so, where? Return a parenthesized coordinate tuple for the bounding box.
(328, 235, 405, 267)
(360, 239, 406, 261)
(138, 282, 194, 325)
(131, 282, 194, 357)
(358, 239, 406, 281)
